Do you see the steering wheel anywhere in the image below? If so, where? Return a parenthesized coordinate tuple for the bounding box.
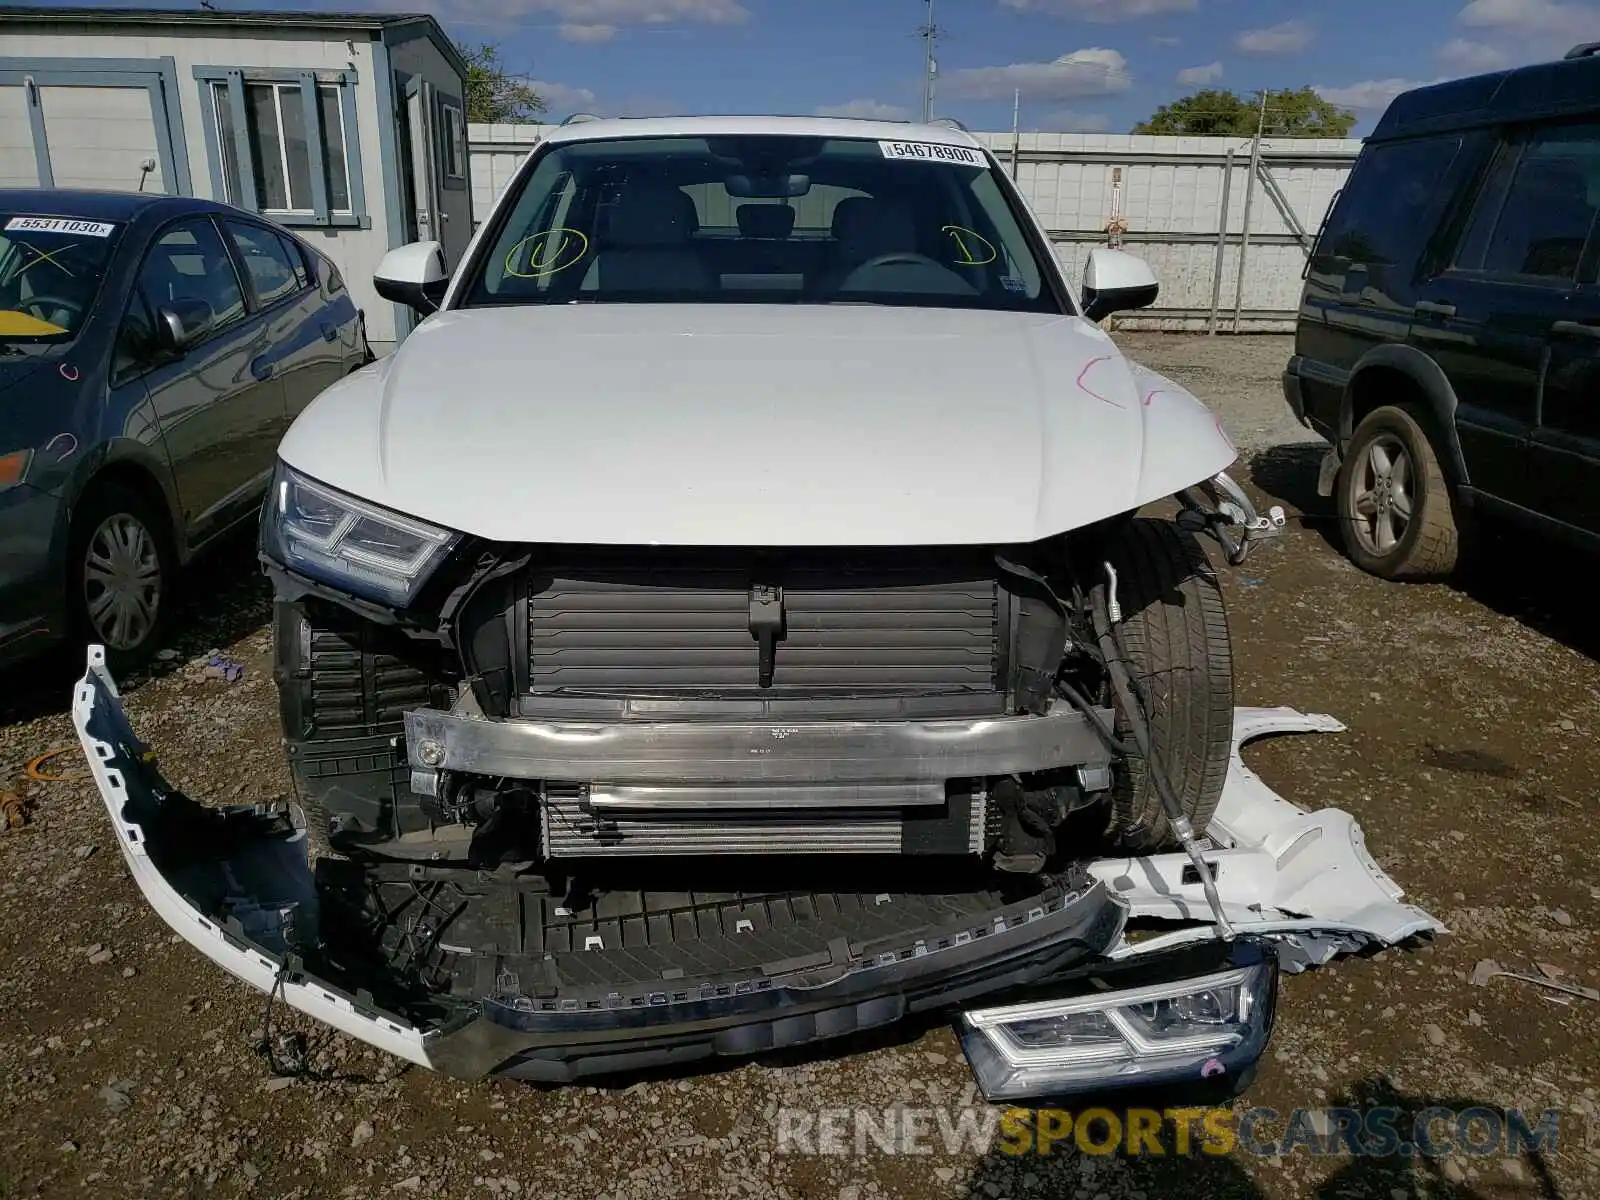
(20, 294, 86, 329)
(851, 251, 946, 274)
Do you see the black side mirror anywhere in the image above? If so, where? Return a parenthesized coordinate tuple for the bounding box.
(155, 298, 215, 351)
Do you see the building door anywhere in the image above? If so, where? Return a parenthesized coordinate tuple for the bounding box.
(404, 77, 441, 253)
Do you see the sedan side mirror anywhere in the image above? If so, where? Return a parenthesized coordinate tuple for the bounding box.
(374, 241, 449, 314)
(155, 298, 215, 352)
(1082, 249, 1159, 322)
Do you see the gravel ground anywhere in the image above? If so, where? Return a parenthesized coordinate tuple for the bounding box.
(2, 333, 1597, 1199)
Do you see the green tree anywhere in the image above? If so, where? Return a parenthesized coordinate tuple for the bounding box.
(462, 41, 546, 124)
(1133, 87, 1356, 137)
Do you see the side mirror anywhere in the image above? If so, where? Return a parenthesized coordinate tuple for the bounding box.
(155, 298, 215, 352)
(1081, 249, 1159, 322)
(374, 241, 448, 314)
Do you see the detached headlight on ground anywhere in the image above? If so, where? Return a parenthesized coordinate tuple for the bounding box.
(959, 953, 1277, 1102)
(266, 463, 458, 606)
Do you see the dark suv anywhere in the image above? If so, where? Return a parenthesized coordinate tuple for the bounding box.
(1284, 44, 1600, 580)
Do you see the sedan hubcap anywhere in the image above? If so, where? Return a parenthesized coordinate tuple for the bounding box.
(83, 514, 162, 650)
(1350, 434, 1414, 555)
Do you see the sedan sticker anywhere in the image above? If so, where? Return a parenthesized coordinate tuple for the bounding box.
(4, 216, 117, 237)
(877, 140, 986, 167)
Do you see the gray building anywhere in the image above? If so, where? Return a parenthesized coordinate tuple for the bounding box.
(0, 7, 475, 352)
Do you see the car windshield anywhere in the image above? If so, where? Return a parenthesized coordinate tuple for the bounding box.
(464, 134, 1060, 313)
(0, 215, 121, 346)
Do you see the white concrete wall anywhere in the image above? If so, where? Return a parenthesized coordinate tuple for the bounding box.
(467, 122, 1361, 331)
(2, 22, 401, 347)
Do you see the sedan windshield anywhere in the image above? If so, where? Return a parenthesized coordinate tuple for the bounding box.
(0, 215, 121, 344)
(463, 134, 1061, 313)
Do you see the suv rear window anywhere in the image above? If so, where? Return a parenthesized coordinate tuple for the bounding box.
(1452, 122, 1600, 281)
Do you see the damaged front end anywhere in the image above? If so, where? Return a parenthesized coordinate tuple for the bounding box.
(75, 644, 1437, 1099)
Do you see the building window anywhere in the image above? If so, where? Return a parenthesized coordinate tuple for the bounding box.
(195, 66, 367, 229)
(441, 103, 466, 180)
(213, 81, 351, 215)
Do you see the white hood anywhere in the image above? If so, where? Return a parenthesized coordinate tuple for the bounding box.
(278, 304, 1235, 546)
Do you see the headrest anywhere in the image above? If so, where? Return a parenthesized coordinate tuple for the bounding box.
(831, 197, 917, 260)
(737, 203, 796, 239)
(606, 182, 698, 248)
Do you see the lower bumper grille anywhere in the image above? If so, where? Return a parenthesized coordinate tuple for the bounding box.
(541, 782, 987, 858)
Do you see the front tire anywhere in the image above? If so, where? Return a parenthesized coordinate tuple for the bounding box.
(1338, 405, 1459, 581)
(68, 484, 176, 669)
(1103, 519, 1234, 852)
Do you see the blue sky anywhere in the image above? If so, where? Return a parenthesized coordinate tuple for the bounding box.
(36, 0, 1600, 134)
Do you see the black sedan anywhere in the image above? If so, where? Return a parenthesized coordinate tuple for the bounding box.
(0, 189, 369, 668)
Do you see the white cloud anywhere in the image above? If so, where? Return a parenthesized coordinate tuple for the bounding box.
(439, 0, 747, 30)
(1437, 37, 1509, 70)
(944, 47, 1133, 101)
(1235, 19, 1314, 54)
(1458, 0, 1598, 40)
(1150, 34, 1181, 45)
(527, 79, 599, 113)
(814, 99, 912, 120)
(1037, 108, 1113, 131)
(559, 21, 618, 40)
(1176, 60, 1222, 85)
(1315, 77, 1439, 110)
(999, 0, 1197, 20)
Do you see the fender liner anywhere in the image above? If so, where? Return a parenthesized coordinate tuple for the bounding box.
(1340, 344, 1470, 487)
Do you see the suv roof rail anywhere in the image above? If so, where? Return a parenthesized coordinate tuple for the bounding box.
(929, 116, 972, 133)
(562, 112, 604, 125)
(1565, 42, 1600, 58)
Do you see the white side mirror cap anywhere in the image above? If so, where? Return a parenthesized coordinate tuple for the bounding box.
(1082, 248, 1159, 321)
(374, 241, 447, 313)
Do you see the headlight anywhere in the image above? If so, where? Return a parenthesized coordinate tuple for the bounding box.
(265, 463, 459, 606)
(959, 954, 1276, 1103)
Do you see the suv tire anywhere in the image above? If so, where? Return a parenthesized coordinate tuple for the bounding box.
(1338, 404, 1459, 581)
(1105, 519, 1234, 852)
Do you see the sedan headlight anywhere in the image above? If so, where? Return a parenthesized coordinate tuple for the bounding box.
(265, 463, 459, 606)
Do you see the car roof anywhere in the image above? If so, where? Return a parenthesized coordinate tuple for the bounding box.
(1370, 47, 1600, 142)
(537, 115, 987, 151)
(0, 188, 235, 223)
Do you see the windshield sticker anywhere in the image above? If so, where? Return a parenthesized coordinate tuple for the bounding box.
(4, 216, 116, 238)
(942, 225, 997, 266)
(1000, 274, 1028, 293)
(878, 141, 986, 167)
(0, 310, 67, 337)
(505, 228, 590, 279)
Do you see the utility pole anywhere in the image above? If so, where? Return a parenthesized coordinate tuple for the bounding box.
(1232, 88, 1269, 333)
(919, 0, 941, 122)
(1010, 87, 1021, 178)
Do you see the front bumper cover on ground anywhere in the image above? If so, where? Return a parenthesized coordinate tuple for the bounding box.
(72, 648, 1440, 1098)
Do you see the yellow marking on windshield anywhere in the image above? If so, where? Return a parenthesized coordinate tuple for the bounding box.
(13, 239, 78, 279)
(0, 309, 67, 336)
(942, 225, 997, 267)
(505, 228, 590, 279)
